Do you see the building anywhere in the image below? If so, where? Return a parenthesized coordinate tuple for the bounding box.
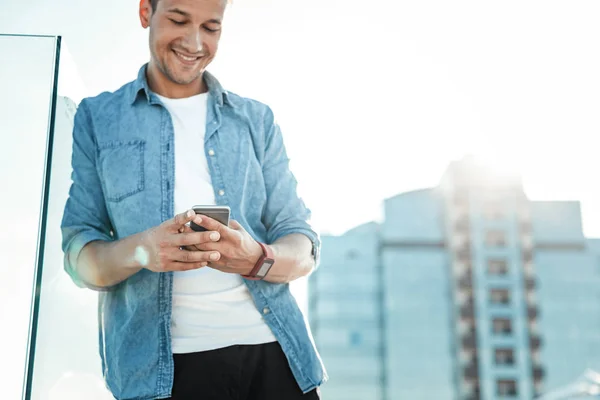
(309, 156, 600, 400)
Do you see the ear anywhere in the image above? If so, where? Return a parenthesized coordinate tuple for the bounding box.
(139, 0, 152, 29)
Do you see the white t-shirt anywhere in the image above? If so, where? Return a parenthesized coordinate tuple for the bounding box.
(156, 92, 277, 354)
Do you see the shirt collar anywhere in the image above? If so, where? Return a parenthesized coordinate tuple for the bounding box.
(129, 63, 234, 107)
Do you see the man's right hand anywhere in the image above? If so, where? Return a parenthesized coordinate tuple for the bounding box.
(138, 209, 222, 272)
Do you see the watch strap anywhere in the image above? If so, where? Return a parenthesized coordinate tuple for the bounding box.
(243, 242, 274, 280)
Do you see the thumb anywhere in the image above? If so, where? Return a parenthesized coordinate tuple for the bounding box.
(169, 209, 198, 231)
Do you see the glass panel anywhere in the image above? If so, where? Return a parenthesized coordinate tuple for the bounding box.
(25, 42, 113, 399)
(495, 348, 515, 366)
(0, 34, 60, 400)
(490, 288, 511, 305)
(492, 318, 513, 336)
(488, 259, 509, 275)
(497, 379, 518, 396)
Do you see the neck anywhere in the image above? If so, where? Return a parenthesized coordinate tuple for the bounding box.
(145, 62, 208, 99)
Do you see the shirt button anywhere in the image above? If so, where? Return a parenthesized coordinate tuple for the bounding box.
(208, 149, 215, 156)
(263, 307, 270, 315)
(218, 190, 225, 196)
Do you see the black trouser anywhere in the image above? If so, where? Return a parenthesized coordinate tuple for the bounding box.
(166, 342, 320, 400)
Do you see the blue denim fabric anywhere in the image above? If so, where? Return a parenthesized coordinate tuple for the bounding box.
(61, 64, 326, 400)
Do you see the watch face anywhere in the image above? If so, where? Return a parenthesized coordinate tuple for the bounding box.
(257, 259, 274, 277)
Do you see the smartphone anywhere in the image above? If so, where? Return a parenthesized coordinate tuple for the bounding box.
(190, 205, 230, 232)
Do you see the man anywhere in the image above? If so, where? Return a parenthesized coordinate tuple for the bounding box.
(60, 0, 326, 398)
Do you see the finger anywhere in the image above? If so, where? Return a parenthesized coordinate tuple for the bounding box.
(195, 215, 230, 235)
(180, 224, 197, 234)
(171, 261, 209, 271)
(179, 243, 210, 252)
(172, 231, 221, 247)
(170, 209, 198, 232)
(189, 242, 219, 253)
(172, 248, 221, 263)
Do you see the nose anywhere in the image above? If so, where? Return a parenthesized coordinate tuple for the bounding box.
(181, 27, 203, 54)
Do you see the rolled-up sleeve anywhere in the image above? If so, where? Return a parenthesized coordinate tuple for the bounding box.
(260, 106, 321, 267)
(61, 99, 113, 288)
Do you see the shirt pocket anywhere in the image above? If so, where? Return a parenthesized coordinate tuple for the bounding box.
(98, 140, 145, 202)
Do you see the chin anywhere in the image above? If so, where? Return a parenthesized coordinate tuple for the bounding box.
(171, 72, 202, 86)
(163, 64, 203, 86)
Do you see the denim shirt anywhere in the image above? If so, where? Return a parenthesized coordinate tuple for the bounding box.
(61, 65, 326, 400)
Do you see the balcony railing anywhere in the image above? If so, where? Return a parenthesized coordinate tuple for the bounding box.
(525, 277, 536, 290)
(453, 260, 470, 275)
(459, 274, 473, 289)
(530, 335, 542, 350)
(527, 306, 539, 319)
(456, 247, 472, 260)
(461, 302, 475, 318)
(533, 365, 545, 380)
(452, 233, 471, 250)
(465, 386, 481, 400)
(464, 364, 479, 379)
(462, 331, 477, 348)
(524, 267, 536, 282)
(521, 235, 534, 250)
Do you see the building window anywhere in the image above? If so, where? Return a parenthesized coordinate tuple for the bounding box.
(492, 318, 513, 335)
(495, 349, 515, 366)
(488, 259, 509, 276)
(486, 230, 507, 247)
(497, 379, 518, 396)
(490, 289, 511, 305)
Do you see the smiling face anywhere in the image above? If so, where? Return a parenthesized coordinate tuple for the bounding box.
(139, 0, 227, 98)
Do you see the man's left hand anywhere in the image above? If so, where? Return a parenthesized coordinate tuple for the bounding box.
(185, 216, 263, 275)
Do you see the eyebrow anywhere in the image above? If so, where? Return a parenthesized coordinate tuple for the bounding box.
(167, 8, 222, 24)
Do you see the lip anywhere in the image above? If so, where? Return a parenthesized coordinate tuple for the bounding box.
(172, 49, 202, 65)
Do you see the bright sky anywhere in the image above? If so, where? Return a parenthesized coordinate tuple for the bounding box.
(2, 0, 600, 237)
(2, 0, 600, 398)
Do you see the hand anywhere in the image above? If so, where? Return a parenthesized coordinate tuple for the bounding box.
(185, 217, 263, 275)
(138, 209, 222, 272)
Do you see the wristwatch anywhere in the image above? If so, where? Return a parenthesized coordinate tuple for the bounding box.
(243, 242, 275, 280)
